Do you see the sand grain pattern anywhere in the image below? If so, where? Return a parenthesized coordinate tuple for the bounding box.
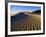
(11, 14, 41, 31)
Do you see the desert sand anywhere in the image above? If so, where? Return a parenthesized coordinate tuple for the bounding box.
(11, 13, 41, 31)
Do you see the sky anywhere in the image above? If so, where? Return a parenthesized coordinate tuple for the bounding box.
(10, 5, 41, 14)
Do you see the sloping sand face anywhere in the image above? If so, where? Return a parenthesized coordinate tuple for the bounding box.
(11, 13, 41, 31)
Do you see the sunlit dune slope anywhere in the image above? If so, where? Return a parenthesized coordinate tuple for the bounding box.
(11, 12, 41, 31)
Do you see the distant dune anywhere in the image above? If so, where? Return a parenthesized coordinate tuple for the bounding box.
(11, 9, 41, 16)
(32, 9, 41, 15)
(11, 11, 41, 31)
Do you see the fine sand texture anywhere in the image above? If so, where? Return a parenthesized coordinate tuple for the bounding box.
(11, 13, 41, 31)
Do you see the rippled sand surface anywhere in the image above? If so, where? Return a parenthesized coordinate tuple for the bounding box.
(11, 13, 41, 31)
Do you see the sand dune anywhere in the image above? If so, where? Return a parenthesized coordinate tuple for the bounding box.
(11, 13, 41, 31)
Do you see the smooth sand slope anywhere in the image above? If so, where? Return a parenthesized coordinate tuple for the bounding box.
(11, 13, 41, 31)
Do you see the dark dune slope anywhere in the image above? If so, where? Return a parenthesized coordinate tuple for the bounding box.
(33, 10, 41, 15)
(11, 12, 28, 23)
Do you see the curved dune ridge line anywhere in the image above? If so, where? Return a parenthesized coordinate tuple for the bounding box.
(11, 11, 32, 16)
(11, 13, 41, 31)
